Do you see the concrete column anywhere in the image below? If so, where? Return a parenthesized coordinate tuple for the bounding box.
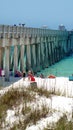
(48, 42, 52, 65)
(53, 37, 57, 63)
(0, 48, 1, 68)
(60, 40, 63, 59)
(47, 42, 50, 66)
(35, 36, 41, 71)
(0, 47, 3, 68)
(67, 39, 71, 52)
(20, 44, 25, 71)
(37, 43, 41, 71)
(50, 36, 53, 64)
(47, 37, 51, 66)
(35, 44, 38, 69)
(14, 45, 18, 74)
(43, 37, 48, 68)
(55, 37, 60, 62)
(54, 47, 57, 62)
(57, 41, 60, 61)
(26, 44, 31, 71)
(50, 36, 55, 64)
(31, 44, 36, 72)
(71, 36, 73, 51)
(24, 45, 26, 71)
(62, 40, 66, 57)
(66, 38, 72, 55)
(62, 38, 67, 55)
(62, 40, 65, 57)
(56, 41, 60, 62)
(2, 48, 5, 69)
(59, 40, 62, 60)
(51, 42, 54, 64)
(40, 39, 45, 69)
(29, 36, 35, 71)
(44, 37, 50, 67)
(64, 39, 68, 54)
(17, 45, 21, 70)
(52, 41, 55, 64)
(5, 46, 10, 81)
(9, 46, 14, 71)
(43, 42, 46, 67)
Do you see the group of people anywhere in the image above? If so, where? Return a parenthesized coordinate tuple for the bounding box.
(15, 69, 56, 81)
(22, 70, 35, 81)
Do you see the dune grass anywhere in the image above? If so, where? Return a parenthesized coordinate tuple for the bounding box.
(0, 85, 50, 129)
(0, 83, 73, 130)
(27, 85, 52, 98)
(44, 115, 73, 130)
(10, 103, 49, 130)
(0, 87, 36, 128)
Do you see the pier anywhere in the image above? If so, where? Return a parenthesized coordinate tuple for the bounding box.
(0, 25, 73, 81)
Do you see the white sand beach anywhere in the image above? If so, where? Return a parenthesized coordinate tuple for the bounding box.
(0, 76, 73, 130)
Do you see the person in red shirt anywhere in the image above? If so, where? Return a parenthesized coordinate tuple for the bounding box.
(28, 70, 35, 81)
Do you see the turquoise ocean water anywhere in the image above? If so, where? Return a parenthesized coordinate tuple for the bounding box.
(37, 55, 73, 77)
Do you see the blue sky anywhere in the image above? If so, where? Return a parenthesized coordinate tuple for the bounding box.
(0, 0, 73, 30)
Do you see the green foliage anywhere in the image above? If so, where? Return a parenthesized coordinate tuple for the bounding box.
(27, 85, 52, 98)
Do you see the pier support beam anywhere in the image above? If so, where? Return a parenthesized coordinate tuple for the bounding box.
(48, 42, 52, 65)
(40, 38, 45, 69)
(36, 43, 41, 71)
(20, 44, 25, 71)
(14, 45, 18, 75)
(45, 41, 49, 67)
(31, 44, 36, 72)
(5, 46, 9, 81)
(26, 44, 31, 71)
(0, 48, 3, 68)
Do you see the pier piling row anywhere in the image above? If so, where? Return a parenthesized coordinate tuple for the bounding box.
(0, 25, 73, 81)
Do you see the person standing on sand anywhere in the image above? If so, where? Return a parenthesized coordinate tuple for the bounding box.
(22, 70, 26, 81)
(28, 70, 35, 81)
